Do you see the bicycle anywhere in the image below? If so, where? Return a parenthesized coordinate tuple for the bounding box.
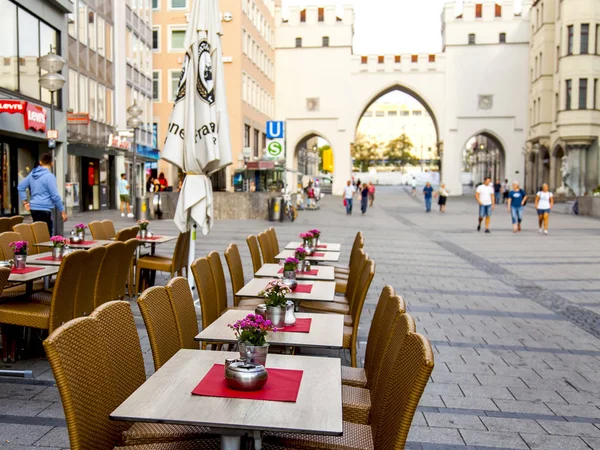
(282, 191, 298, 222)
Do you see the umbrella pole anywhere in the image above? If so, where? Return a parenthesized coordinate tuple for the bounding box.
(187, 222, 197, 291)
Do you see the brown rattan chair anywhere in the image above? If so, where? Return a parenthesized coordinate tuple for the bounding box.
(31, 221, 51, 245)
(102, 220, 117, 240)
(224, 244, 262, 308)
(74, 246, 107, 317)
(0, 250, 87, 333)
(257, 231, 276, 264)
(334, 248, 368, 302)
(246, 235, 262, 273)
(95, 242, 125, 307)
(0, 231, 45, 298)
(8, 215, 24, 228)
(334, 231, 364, 279)
(0, 231, 24, 259)
(0, 217, 11, 234)
(264, 332, 433, 450)
(165, 277, 199, 350)
(113, 238, 139, 299)
(207, 251, 230, 314)
(135, 231, 190, 293)
(12, 224, 39, 255)
(190, 257, 220, 330)
(342, 312, 416, 425)
(115, 226, 132, 242)
(267, 227, 280, 254)
(44, 300, 217, 449)
(89, 221, 108, 240)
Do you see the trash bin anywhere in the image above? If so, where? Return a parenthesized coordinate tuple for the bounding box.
(136, 196, 150, 220)
(268, 197, 283, 222)
(150, 193, 162, 220)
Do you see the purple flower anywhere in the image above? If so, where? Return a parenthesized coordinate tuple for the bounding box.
(74, 223, 87, 232)
(309, 229, 321, 238)
(9, 240, 28, 255)
(300, 232, 314, 240)
(50, 236, 68, 247)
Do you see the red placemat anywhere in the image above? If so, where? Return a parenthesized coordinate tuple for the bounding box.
(138, 235, 163, 240)
(293, 284, 313, 294)
(11, 266, 44, 275)
(192, 364, 303, 402)
(312, 252, 325, 257)
(277, 268, 319, 276)
(72, 240, 96, 245)
(280, 318, 312, 333)
(317, 244, 327, 249)
(38, 256, 61, 261)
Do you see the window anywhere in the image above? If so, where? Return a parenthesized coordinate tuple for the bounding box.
(97, 16, 105, 56)
(68, 12, 76, 38)
(475, 3, 482, 18)
(152, 71, 161, 101)
(499, 32, 506, 43)
(400, 111, 409, 116)
(361, 56, 367, 64)
(97, 85, 105, 123)
(253, 129, 259, 157)
(244, 124, 251, 147)
(362, 111, 372, 117)
(152, 27, 160, 50)
(300, 9, 306, 22)
(169, 70, 181, 101)
(566, 79, 572, 110)
(106, 89, 113, 124)
(597, 25, 600, 54)
(394, 55, 401, 63)
(539, 52, 543, 75)
(468, 33, 476, 45)
(579, 79, 588, 109)
(170, 0, 186, 9)
(555, 93, 559, 120)
(79, 75, 88, 113)
(152, 0, 159, 9)
(318, 7, 324, 22)
(594, 79, 598, 109)
(581, 24, 589, 54)
(170, 29, 185, 51)
(78, 3, 87, 45)
(567, 25, 573, 54)
(388, 111, 397, 117)
(378, 55, 384, 64)
(17, 8, 39, 99)
(88, 9, 96, 51)
(106, 23, 113, 61)
(322, 36, 329, 47)
(89, 80, 97, 120)
(375, 111, 385, 117)
(556, 45, 560, 72)
(295, 37, 302, 48)
(495, 4, 502, 17)
(413, 110, 422, 116)
(68, 71, 78, 111)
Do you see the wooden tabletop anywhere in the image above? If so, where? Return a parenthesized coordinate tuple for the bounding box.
(137, 235, 177, 244)
(195, 310, 344, 348)
(9, 265, 59, 283)
(284, 242, 341, 252)
(110, 349, 342, 436)
(26, 252, 62, 266)
(34, 239, 113, 249)
(275, 250, 340, 263)
(255, 264, 335, 281)
(236, 278, 335, 302)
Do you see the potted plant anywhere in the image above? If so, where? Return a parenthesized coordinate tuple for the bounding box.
(137, 219, 150, 239)
(9, 241, 28, 269)
(295, 247, 310, 272)
(50, 236, 68, 260)
(300, 231, 314, 254)
(228, 313, 276, 366)
(282, 256, 299, 289)
(258, 280, 291, 328)
(74, 223, 87, 240)
(309, 229, 321, 247)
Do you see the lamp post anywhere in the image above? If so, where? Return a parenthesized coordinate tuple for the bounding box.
(127, 101, 143, 218)
(39, 50, 66, 236)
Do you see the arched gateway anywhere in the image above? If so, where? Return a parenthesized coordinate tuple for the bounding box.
(275, 2, 532, 195)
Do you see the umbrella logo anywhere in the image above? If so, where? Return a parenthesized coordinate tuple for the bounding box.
(174, 53, 189, 104)
(197, 40, 215, 105)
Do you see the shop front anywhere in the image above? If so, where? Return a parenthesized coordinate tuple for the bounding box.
(233, 160, 285, 192)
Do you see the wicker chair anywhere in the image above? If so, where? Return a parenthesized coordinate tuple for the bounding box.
(135, 232, 190, 293)
(44, 301, 217, 449)
(190, 257, 220, 330)
(89, 221, 108, 240)
(207, 251, 229, 314)
(0, 231, 24, 259)
(342, 312, 416, 425)
(0, 217, 11, 234)
(267, 227, 280, 254)
(13, 224, 39, 255)
(165, 277, 199, 350)
(333, 231, 364, 279)
(95, 242, 125, 307)
(0, 231, 45, 298)
(31, 221, 51, 244)
(74, 246, 107, 317)
(335, 234, 366, 291)
(0, 250, 87, 333)
(102, 220, 117, 240)
(257, 231, 276, 264)
(264, 332, 434, 450)
(113, 238, 139, 299)
(246, 235, 263, 273)
(224, 244, 262, 308)
(8, 215, 24, 228)
(334, 248, 368, 302)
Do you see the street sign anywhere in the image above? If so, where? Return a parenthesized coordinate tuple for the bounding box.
(46, 129, 58, 140)
(266, 139, 284, 159)
(266, 121, 284, 139)
(118, 130, 134, 138)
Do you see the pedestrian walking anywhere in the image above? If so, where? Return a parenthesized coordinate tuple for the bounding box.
(368, 181, 376, 206)
(119, 173, 134, 218)
(507, 180, 527, 233)
(411, 177, 417, 196)
(438, 183, 449, 213)
(423, 182, 434, 212)
(343, 180, 356, 215)
(360, 183, 369, 215)
(475, 176, 495, 233)
(502, 179, 510, 204)
(18, 153, 68, 236)
(535, 183, 554, 234)
(494, 179, 502, 205)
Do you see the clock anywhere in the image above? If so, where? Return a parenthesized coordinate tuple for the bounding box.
(479, 95, 493, 110)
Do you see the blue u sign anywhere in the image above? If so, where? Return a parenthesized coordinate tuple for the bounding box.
(266, 121, 284, 139)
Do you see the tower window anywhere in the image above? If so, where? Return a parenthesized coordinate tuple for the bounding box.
(468, 33, 476, 45)
(322, 36, 329, 47)
(499, 32, 506, 43)
(295, 37, 302, 48)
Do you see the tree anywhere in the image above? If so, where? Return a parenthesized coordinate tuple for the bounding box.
(384, 133, 420, 168)
(351, 133, 379, 172)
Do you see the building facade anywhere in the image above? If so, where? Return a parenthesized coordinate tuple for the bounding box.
(152, 0, 276, 191)
(0, 0, 71, 216)
(525, 0, 600, 196)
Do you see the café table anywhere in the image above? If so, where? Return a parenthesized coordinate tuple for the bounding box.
(254, 263, 335, 281)
(110, 349, 342, 450)
(275, 249, 340, 263)
(8, 265, 59, 294)
(195, 309, 344, 349)
(25, 252, 62, 266)
(236, 278, 335, 304)
(284, 241, 341, 252)
(34, 239, 113, 250)
(134, 234, 178, 284)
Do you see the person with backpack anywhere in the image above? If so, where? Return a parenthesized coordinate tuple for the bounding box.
(507, 180, 527, 233)
(535, 183, 554, 235)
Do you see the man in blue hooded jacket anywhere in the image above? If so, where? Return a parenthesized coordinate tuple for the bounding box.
(18, 153, 68, 235)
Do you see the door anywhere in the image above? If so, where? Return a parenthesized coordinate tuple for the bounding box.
(81, 157, 100, 211)
(0, 137, 38, 216)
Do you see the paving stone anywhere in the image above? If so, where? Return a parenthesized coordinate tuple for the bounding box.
(537, 419, 600, 437)
(424, 383, 464, 397)
(520, 433, 590, 450)
(492, 399, 554, 415)
(441, 396, 499, 411)
(545, 403, 600, 419)
(480, 416, 547, 434)
(507, 387, 565, 403)
(32, 427, 70, 448)
(406, 426, 465, 446)
(459, 385, 514, 400)
(0, 424, 53, 446)
(459, 430, 528, 449)
(583, 437, 600, 449)
(423, 412, 486, 430)
(474, 375, 528, 388)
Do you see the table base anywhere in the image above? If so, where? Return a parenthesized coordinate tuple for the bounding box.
(214, 429, 263, 450)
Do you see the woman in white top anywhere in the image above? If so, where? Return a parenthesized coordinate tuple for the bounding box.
(535, 183, 554, 234)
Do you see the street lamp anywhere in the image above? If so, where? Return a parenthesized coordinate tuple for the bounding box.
(127, 101, 143, 218)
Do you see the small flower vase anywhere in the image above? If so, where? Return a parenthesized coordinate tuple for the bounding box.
(266, 305, 286, 328)
(284, 300, 297, 325)
(303, 240, 313, 255)
(140, 229, 148, 239)
(282, 269, 297, 290)
(310, 237, 318, 249)
(239, 342, 270, 366)
(51, 247, 64, 260)
(77, 230, 85, 240)
(13, 254, 26, 270)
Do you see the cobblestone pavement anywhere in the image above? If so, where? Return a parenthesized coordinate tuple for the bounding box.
(2, 186, 600, 449)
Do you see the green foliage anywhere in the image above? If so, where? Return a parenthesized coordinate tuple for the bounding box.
(384, 133, 419, 167)
(351, 133, 380, 172)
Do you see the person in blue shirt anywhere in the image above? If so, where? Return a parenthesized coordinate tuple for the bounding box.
(423, 182, 434, 212)
(18, 153, 67, 236)
(507, 180, 527, 233)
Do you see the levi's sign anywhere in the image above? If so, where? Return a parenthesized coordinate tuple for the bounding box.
(0, 100, 46, 132)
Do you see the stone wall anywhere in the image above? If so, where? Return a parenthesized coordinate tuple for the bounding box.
(576, 196, 600, 218)
(213, 192, 276, 220)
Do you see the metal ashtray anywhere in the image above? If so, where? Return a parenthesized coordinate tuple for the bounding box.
(69, 236, 83, 244)
(224, 360, 268, 391)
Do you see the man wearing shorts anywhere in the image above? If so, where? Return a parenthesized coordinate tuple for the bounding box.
(475, 177, 495, 233)
(119, 173, 133, 218)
